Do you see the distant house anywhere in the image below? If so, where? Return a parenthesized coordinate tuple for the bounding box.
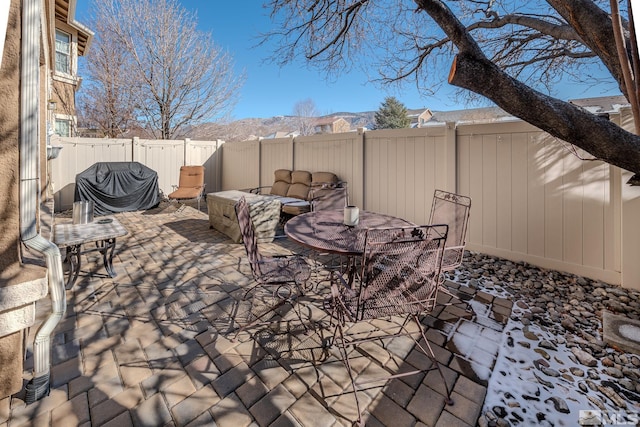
(313, 116, 351, 134)
(0, 0, 93, 402)
(426, 106, 516, 125)
(407, 108, 433, 128)
(263, 130, 300, 139)
(419, 95, 629, 126)
(569, 95, 629, 117)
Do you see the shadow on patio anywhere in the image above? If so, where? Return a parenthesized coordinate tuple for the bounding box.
(7, 201, 510, 426)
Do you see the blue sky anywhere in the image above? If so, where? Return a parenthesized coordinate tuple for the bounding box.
(74, 1, 621, 120)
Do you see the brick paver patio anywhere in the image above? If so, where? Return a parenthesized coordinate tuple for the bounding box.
(0, 201, 512, 426)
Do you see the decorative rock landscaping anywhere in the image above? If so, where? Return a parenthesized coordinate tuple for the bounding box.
(454, 252, 640, 426)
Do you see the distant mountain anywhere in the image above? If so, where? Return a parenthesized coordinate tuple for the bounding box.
(186, 96, 626, 142)
(188, 111, 377, 142)
(83, 95, 628, 141)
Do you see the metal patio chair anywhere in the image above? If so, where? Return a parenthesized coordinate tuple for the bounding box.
(309, 184, 348, 212)
(428, 190, 472, 305)
(323, 224, 452, 425)
(308, 184, 349, 276)
(233, 196, 312, 337)
(429, 189, 471, 274)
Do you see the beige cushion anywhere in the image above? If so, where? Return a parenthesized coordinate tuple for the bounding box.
(312, 171, 338, 187)
(179, 165, 205, 188)
(286, 170, 312, 200)
(291, 170, 312, 185)
(270, 169, 291, 197)
(274, 169, 292, 182)
(282, 201, 310, 216)
(169, 187, 202, 199)
(169, 165, 204, 199)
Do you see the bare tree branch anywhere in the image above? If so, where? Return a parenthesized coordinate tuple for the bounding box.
(263, 0, 640, 177)
(293, 98, 319, 135)
(80, 0, 245, 140)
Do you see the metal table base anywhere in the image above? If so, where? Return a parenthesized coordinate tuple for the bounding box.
(53, 217, 128, 289)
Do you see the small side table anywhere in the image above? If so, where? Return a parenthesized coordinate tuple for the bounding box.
(53, 216, 128, 289)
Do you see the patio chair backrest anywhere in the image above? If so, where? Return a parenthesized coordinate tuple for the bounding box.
(309, 185, 348, 211)
(348, 224, 448, 321)
(429, 190, 471, 272)
(235, 196, 263, 278)
(178, 165, 205, 191)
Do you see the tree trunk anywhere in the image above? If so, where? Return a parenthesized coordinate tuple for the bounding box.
(546, 0, 627, 95)
(416, 0, 640, 178)
(449, 52, 640, 177)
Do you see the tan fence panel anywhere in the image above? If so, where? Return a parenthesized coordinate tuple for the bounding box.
(186, 139, 224, 193)
(495, 132, 513, 250)
(363, 127, 449, 225)
(259, 138, 294, 190)
(618, 107, 640, 289)
(51, 137, 132, 211)
(293, 131, 364, 206)
(458, 120, 619, 284)
(221, 140, 260, 191)
(51, 118, 637, 288)
(134, 138, 185, 196)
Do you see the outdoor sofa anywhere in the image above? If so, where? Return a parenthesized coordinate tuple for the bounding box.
(205, 169, 345, 243)
(247, 168, 345, 216)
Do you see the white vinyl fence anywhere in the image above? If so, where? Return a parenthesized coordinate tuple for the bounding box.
(50, 137, 223, 211)
(51, 111, 640, 290)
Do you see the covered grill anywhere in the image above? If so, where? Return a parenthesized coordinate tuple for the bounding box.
(74, 162, 160, 215)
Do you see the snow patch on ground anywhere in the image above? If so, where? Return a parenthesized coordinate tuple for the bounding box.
(483, 303, 640, 427)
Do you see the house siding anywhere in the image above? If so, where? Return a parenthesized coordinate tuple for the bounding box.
(0, 0, 91, 401)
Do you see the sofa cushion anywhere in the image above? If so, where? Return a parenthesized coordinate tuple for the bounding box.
(281, 200, 311, 216)
(286, 170, 312, 200)
(270, 169, 291, 197)
(312, 171, 339, 187)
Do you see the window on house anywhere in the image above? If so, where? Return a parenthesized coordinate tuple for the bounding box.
(55, 30, 71, 74)
(55, 118, 71, 137)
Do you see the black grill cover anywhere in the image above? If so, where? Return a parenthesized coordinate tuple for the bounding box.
(74, 162, 160, 215)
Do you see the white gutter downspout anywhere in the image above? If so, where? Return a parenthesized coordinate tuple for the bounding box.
(20, 0, 67, 403)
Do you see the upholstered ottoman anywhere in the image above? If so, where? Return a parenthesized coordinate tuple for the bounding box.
(206, 190, 281, 243)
